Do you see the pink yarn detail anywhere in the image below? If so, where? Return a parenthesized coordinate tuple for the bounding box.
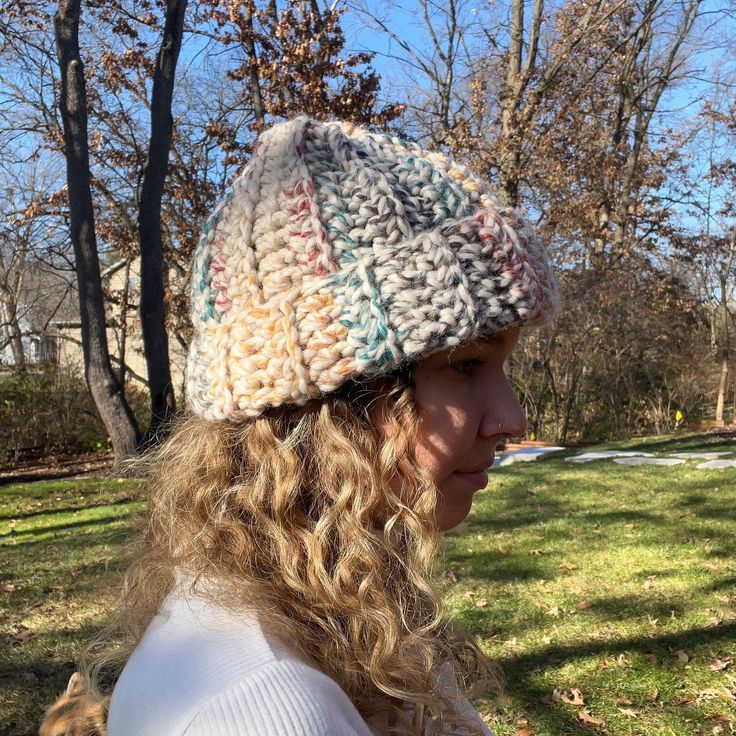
(208, 226, 233, 315)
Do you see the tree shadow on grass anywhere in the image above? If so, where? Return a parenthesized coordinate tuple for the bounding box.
(603, 432, 736, 455)
(0, 495, 137, 524)
(0, 620, 114, 736)
(702, 575, 736, 592)
(490, 621, 736, 735)
(0, 512, 136, 544)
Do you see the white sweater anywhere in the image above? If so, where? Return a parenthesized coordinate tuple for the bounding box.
(107, 576, 492, 736)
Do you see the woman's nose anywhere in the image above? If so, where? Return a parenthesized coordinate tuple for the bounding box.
(480, 374, 527, 439)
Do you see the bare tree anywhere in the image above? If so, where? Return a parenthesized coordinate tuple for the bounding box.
(54, 0, 141, 464)
(138, 0, 187, 443)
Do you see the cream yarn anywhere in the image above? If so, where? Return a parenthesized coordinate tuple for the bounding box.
(187, 117, 557, 421)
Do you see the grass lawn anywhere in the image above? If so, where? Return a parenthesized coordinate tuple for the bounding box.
(1, 432, 735, 735)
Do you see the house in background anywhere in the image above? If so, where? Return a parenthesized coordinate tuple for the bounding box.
(4, 256, 188, 399)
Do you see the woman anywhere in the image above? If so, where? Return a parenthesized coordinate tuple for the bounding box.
(85, 116, 557, 735)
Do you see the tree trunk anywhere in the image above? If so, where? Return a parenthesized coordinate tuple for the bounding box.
(54, 0, 141, 465)
(498, 0, 524, 207)
(716, 357, 728, 424)
(0, 298, 26, 372)
(715, 280, 730, 424)
(138, 0, 187, 444)
(118, 257, 131, 389)
(242, 1, 266, 126)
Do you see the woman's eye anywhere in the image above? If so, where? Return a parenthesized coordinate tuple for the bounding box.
(452, 359, 482, 374)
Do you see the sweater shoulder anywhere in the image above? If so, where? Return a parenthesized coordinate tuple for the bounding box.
(182, 658, 379, 736)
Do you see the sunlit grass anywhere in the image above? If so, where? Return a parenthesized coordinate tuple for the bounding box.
(440, 433, 736, 734)
(1, 432, 734, 735)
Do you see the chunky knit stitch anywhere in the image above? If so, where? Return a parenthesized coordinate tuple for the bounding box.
(187, 116, 557, 421)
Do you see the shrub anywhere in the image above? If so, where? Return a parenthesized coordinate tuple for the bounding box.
(0, 366, 107, 466)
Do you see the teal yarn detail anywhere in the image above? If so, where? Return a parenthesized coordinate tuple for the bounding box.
(184, 116, 557, 423)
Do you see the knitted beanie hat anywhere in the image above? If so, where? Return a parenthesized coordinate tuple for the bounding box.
(187, 116, 558, 421)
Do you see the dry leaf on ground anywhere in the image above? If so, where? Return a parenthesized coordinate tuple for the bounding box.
(576, 710, 605, 728)
(552, 688, 585, 706)
(711, 658, 733, 672)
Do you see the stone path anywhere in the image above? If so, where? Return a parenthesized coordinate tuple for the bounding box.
(496, 446, 736, 469)
(494, 446, 565, 466)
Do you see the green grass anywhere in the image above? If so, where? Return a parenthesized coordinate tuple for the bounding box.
(0, 477, 143, 736)
(1, 433, 735, 735)
(440, 433, 736, 734)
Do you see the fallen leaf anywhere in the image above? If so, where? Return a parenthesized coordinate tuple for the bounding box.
(441, 569, 458, 584)
(697, 688, 725, 702)
(711, 658, 733, 672)
(0, 583, 15, 593)
(552, 688, 585, 706)
(596, 660, 608, 673)
(648, 687, 659, 702)
(645, 652, 658, 666)
(615, 697, 632, 706)
(475, 598, 488, 608)
(559, 561, 578, 571)
(515, 728, 534, 736)
(497, 546, 508, 555)
(673, 694, 697, 706)
(11, 627, 36, 645)
(617, 653, 629, 667)
(530, 549, 543, 556)
(576, 710, 605, 728)
(677, 650, 690, 664)
(618, 707, 639, 718)
(576, 600, 592, 610)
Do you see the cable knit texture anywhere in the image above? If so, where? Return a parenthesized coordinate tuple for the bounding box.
(106, 575, 493, 736)
(187, 116, 558, 421)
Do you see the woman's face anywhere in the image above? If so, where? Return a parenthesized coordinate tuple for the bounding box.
(409, 326, 527, 531)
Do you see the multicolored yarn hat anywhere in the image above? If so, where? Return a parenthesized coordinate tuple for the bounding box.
(187, 116, 558, 421)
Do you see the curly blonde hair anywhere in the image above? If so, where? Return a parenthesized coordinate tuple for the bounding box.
(83, 371, 501, 735)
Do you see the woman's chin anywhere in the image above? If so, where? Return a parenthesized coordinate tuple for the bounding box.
(435, 497, 475, 531)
